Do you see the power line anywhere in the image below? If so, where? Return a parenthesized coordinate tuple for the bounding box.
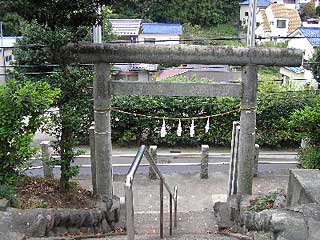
(2, 34, 320, 48)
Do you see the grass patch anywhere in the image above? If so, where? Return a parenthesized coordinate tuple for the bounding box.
(182, 23, 243, 46)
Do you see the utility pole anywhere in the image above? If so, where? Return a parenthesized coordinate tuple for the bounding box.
(93, 4, 102, 43)
(246, 0, 257, 47)
(0, 22, 6, 84)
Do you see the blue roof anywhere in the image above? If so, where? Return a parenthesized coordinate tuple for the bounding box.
(142, 23, 182, 34)
(298, 27, 320, 48)
(285, 66, 305, 73)
(239, 0, 271, 7)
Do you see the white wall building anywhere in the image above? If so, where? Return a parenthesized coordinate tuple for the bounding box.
(0, 37, 18, 85)
(109, 19, 142, 42)
(288, 26, 320, 60)
(280, 26, 320, 89)
(239, 0, 272, 27)
(138, 23, 182, 45)
(280, 66, 318, 89)
(256, 3, 301, 40)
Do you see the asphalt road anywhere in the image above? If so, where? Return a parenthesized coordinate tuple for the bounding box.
(25, 154, 298, 177)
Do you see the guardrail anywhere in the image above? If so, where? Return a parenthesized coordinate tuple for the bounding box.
(125, 145, 178, 240)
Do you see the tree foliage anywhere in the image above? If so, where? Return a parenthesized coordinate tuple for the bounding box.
(300, 1, 317, 20)
(289, 96, 320, 169)
(8, 0, 99, 191)
(289, 95, 320, 145)
(311, 47, 320, 84)
(110, 89, 316, 148)
(0, 12, 24, 36)
(108, 0, 239, 27)
(0, 79, 59, 185)
(0, 0, 101, 31)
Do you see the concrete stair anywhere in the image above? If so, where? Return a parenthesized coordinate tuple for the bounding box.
(102, 234, 237, 239)
(106, 209, 238, 240)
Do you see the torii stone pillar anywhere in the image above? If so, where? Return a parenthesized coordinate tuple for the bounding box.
(238, 65, 257, 195)
(94, 62, 113, 207)
(65, 43, 303, 198)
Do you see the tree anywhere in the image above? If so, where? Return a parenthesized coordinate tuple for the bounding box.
(300, 1, 317, 20)
(311, 47, 320, 87)
(289, 95, 320, 169)
(5, 0, 100, 191)
(316, 5, 320, 17)
(0, 0, 101, 31)
(0, 79, 59, 185)
(108, 0, 239, 27)
(0, 13, 24, 36)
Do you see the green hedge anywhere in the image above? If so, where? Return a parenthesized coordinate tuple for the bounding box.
(110, 91, 317, 148)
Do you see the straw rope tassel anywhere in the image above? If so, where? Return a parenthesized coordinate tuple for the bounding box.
(177, 119, 182, 136)
(190, 119, 195, 137)
(160, 118, 167, 138)
(205, 117, 210, 133)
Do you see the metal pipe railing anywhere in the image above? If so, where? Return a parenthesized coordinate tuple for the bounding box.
(125, 145, 178, 240)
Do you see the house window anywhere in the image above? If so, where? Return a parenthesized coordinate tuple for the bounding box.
(144, 38, 156, 44)
(277, 20, 287, 28)
(5, 55, 13, 63)
(245, 12, 249, 17)
(270, 21, 274, 26)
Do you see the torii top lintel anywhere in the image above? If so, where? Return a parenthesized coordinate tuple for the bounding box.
(65, 43, 303, 67)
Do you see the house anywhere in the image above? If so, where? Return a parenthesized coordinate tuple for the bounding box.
(280, 66, 318, 89)
(240, 0, 272, 27)
(113, 64, 158, 82)
(271, 0, 318, 9)
(287, 26, 320, 59)
(138, 23, 182, 44)
(0, 36, 19, 85)
(157, 65, 241, 83)
(109, 21, 182, 81)
(109, 19, 142, 42)
(255, 3, 301, 40)
(280, 26, 320, 89)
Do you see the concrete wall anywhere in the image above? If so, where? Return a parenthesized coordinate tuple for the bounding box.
(287, 169, 320, 207)
(138, 71, 150, 82)
(138, 34, 180, 45)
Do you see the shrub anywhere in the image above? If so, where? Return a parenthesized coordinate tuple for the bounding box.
(0, 79, 59, 185)
(298, 146, 320, 169)
(110, 90, 316, 148)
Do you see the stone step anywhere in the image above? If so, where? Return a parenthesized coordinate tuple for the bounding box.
(117, 209, 217, 236)
(87, 234, 238, 240)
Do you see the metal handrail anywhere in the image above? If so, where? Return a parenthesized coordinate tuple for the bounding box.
(125, 145, 178, 240)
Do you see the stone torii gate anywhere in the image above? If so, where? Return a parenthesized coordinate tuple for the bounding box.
(66, 43, 303, 208)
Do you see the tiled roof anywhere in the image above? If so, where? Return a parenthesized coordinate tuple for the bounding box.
(270, 4, 301, 32)
(109, 19, 142, 36)
(157, 68, 188, 81)
(239, 0, 271, 7)
(142, 23, 182, 34)
(261, 10, 271, 32)
(157, 65, 229, 81)
(298, 27, 320, 47)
